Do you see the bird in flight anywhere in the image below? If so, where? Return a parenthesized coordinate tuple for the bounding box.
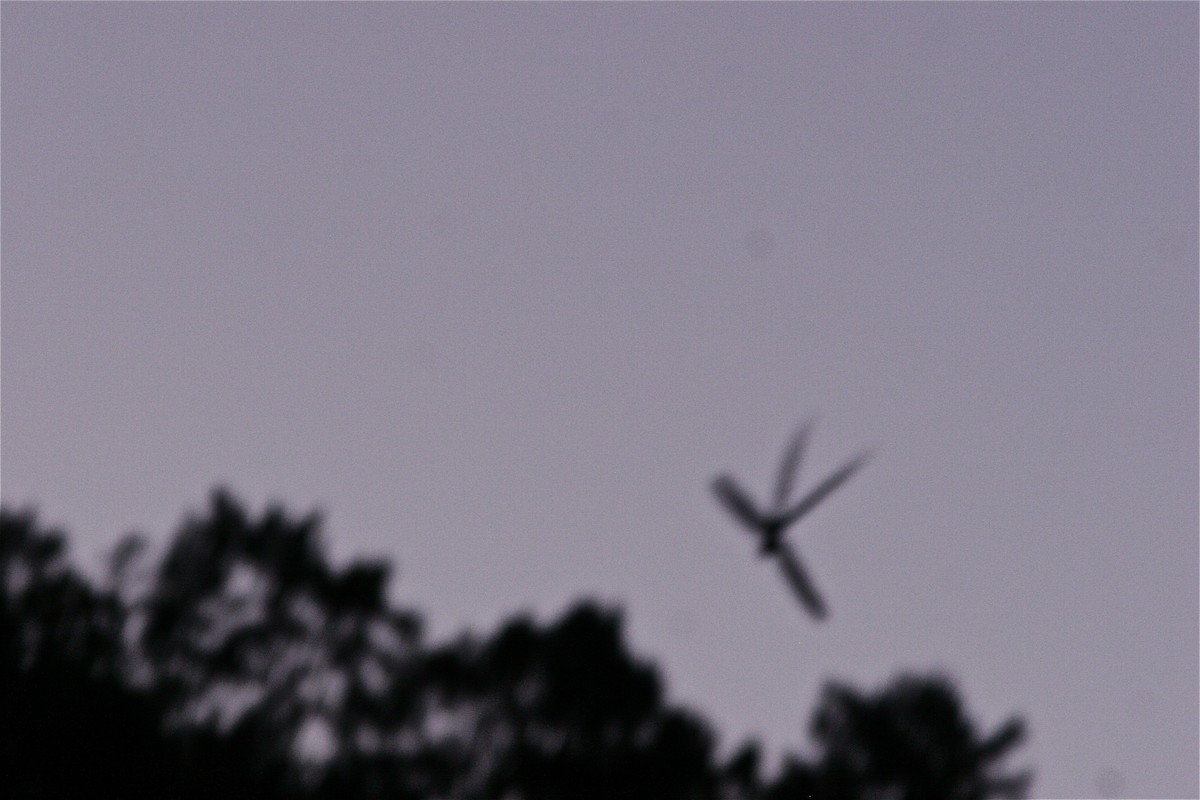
(711, 421, 870, 620)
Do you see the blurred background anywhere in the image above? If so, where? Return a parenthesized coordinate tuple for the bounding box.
(3, 3, 1196, 797)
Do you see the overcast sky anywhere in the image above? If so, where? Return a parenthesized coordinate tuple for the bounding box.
(3, 4, 1196, 797)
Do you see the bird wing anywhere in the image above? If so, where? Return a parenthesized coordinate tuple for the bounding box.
(772, 420, 813, 513)
(711, 475, 764, 532)
(782, 450, 871, 528)
(776, 542, 828, 620)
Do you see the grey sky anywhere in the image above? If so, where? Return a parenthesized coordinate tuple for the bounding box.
(2, 3, 1196, 797)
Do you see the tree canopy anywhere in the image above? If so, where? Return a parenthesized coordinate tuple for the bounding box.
(1, 489, 1032, 799)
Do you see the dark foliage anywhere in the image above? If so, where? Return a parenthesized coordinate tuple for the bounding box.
(1, 490, 1031, 799)
(414, 605, 719, 800)
(0, 506, 288, 799)
(802, 676, 1031, 800)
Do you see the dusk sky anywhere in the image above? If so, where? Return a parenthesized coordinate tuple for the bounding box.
(2, 4, 1196, 797)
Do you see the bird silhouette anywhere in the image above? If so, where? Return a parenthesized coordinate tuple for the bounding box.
(712, 421, 870, 620)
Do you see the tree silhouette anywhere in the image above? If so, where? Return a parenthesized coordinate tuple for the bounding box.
(411, 603, 719, 800)
(0, 506, 285, 799)
(760, 674, 1032, 800)
(1, 490, 1032, 799)
(137, 490, 421, 778)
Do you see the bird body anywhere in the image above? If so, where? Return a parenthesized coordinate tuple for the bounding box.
(711, 421, 869, 621)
